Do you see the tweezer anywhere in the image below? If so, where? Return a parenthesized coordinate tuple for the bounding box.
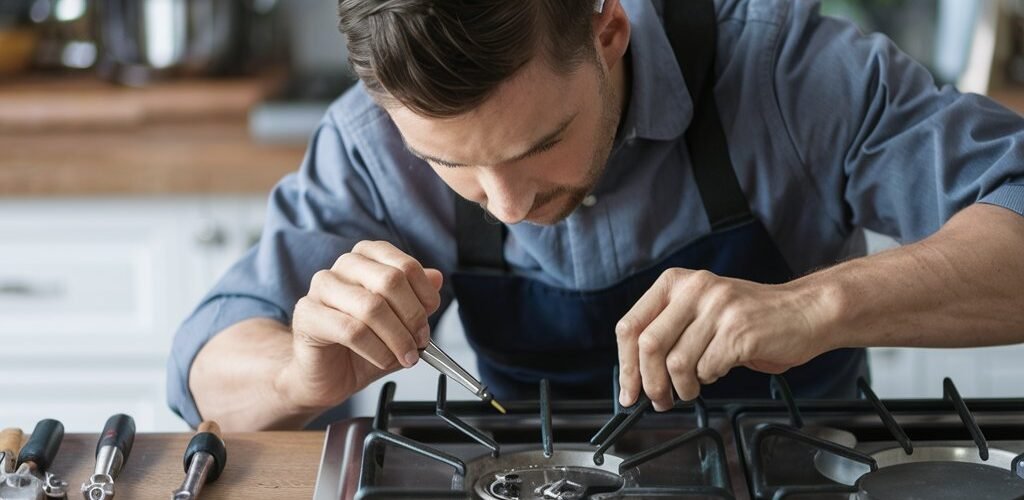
(419, 340, 506, 413)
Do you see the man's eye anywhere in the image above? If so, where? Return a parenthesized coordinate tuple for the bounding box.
(430, 159, 463, 168)
(534, 140, 559, 154)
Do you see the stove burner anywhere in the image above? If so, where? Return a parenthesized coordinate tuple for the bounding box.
(857, 461, 1024, 499)
(469, 449, 626, 500)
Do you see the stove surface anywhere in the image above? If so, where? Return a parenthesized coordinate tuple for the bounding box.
(314, 375, 1024, 499)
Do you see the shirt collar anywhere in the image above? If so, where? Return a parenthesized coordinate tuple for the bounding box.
(616, 0, 691, 143)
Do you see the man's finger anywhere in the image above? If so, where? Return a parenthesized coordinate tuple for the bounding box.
(424, 268, 444, 292)
(334, 252, 429, 344)
(295, 299, 396, 370)
(637, 299, 694, 411)
(666, 314, 714, 401)
(350, 240, 442, 313)
(696, 333, 738, 385)
(309, 269, 420, 368)
(616, 272, 676, 407)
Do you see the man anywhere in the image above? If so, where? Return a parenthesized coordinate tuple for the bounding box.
(169, 0, 1024, 430)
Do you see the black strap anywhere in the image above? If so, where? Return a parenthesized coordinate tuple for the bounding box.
(453, 0, 752, 270)
(664, 0, 753, 229)
(455, 196, 507, 271)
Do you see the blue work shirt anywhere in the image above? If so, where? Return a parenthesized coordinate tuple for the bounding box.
(168, 0, 1024, 426)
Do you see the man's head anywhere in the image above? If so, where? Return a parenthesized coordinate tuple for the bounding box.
(338, 0, 631, 224)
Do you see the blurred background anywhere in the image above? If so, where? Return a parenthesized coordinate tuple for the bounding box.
(2, 0, 1024, 433)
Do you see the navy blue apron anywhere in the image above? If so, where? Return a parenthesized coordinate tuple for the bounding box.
(449, 0, 867, 402)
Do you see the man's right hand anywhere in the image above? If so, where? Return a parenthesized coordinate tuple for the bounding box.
(279, 240, 444, 411)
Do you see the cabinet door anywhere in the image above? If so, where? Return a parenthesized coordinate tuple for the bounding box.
(0, 198, 272, 432)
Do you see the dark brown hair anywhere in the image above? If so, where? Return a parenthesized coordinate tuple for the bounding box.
(338, 0, 597, 118)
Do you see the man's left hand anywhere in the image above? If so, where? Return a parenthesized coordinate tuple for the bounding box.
(616, 268, 835, 411)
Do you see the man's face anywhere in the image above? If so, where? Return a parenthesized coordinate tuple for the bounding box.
(389, 55, 623, 225)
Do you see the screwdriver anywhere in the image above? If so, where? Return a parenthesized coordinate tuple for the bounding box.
(171, 421, 227, 500)
(420, 340, 506, 413)
(1, 427, 22, 474)
(81, 414, 136, 500)
(15, 419, 69, 499)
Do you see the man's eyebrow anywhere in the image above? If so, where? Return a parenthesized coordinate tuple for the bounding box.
(405, 112, 578, 168)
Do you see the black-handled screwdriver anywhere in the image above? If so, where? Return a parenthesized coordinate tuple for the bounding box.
(81, 414, 136, 500)
(171, 421, 227, 500)
(15, 419, 69, 499)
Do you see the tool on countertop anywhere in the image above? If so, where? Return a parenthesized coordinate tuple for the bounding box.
(80, 414, 135, 500)
(0, 419, 69, 500)
(1, 427, 23, 476)
(171, 421, 227, 500)
(420, 340, 506, 414)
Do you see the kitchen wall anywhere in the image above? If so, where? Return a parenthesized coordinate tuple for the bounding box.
(2, 0, 1024, 434)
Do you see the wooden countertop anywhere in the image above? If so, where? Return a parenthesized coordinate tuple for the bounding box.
(0, 120, 304, 196)
(46, 431, 325, 499)
(0, 72, 306, 196)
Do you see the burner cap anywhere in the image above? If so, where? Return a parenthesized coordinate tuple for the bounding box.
(467, 449, 626, 500)
(857, 461, 1024, 500)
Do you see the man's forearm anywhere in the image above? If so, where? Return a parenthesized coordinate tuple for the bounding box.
(190, 318, 321, 431)
(803, 203, 1024, 351)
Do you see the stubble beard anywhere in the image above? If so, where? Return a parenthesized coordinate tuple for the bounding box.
(526, 67, 622, 226)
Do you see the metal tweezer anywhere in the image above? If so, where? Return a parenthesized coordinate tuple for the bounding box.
(420, 340, 506, 414)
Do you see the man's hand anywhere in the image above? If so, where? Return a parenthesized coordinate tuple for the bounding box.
(616, 268, 834, 411)
(279, 240, 444, 412)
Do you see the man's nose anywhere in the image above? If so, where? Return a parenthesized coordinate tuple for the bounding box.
(479, 171, 531, 224)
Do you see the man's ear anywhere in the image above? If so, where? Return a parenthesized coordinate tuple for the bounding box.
(593, 0, 630, 71)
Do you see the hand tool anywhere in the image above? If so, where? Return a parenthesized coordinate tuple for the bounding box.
(80, 414, 135, 500)
(420, 340, 506, 413)
(1, 427, 23, 475)
(171, 421, 226, 500)
(1, 419, 69, 499)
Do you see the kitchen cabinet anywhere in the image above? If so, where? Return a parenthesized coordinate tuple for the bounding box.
(0, 196, 267, 433)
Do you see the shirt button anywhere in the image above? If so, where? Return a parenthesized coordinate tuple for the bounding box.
(582, 195, 597, 207)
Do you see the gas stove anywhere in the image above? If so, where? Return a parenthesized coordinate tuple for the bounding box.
(313, 373, 1024, 499)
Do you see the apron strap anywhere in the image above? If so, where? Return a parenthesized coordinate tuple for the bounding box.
(453, 0, 753, 269)
(455, 196, 507, 271)
(664, 0, 754, 230)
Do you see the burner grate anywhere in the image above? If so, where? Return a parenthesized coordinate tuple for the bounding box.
(744, 375, 1024, 500)
(353, 368, 737, 499)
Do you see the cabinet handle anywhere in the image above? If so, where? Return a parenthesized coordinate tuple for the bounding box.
(0, 280, 64, 298)
(195, 225, 228, 248)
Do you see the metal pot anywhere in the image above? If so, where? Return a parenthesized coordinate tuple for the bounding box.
(817, 445, 1020, 487)
(93, 0, 270, 85)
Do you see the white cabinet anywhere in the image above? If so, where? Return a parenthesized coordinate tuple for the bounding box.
(0, 196, 266, 432)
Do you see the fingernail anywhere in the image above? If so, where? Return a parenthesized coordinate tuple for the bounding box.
(404, 351, 419, 367)
(619, 390, 628, 407)
(652, 402, 668, 412)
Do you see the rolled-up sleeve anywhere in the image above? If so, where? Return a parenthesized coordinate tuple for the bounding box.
(167, 117, 398, 426)
(772, 1, 1024, 243)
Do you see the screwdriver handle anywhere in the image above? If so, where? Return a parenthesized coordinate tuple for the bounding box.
(0, 427, 22, 453)
(0, 427, 22, 473)
(183, 421, 227, 482)
(96, 413, 136, 461)
(18, 419, 64, 473)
